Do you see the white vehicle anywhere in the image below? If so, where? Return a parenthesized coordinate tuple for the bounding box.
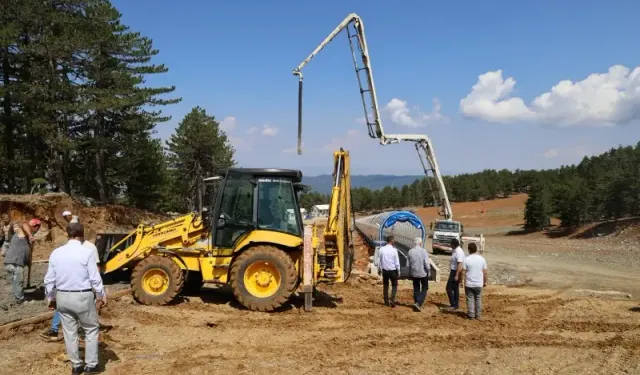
(292, 13, 485, 254)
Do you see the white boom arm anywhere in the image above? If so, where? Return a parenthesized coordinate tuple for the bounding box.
(293, 13, 454, 220)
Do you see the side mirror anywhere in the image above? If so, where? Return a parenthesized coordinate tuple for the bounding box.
(216, 218, 225, 229)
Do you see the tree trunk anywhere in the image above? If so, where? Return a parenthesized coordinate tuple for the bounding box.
(2, 49, 16, 193)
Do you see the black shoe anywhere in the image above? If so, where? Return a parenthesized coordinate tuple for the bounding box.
(384, 302, 390, 307)
(72, 365, 84, 374)
(390, 301, 396, 308)
(412, 303, 421, 312)
(84, 365, 101, 374)
(40, 328, 60, 340)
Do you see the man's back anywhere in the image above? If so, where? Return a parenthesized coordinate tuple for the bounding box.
(464, 253, 487, 287)
(378, 244, 400, 271)
(407, 246, 429, 278)
(47, 240, 102, 292)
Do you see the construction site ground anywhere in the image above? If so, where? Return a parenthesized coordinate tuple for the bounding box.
(1, 194, 640, 374)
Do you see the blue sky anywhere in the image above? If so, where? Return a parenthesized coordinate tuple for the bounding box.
(113, 0, 640, 176)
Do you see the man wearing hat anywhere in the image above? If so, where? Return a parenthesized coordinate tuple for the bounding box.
(62, 211, 79, 224)
(3, 218, 40, 304)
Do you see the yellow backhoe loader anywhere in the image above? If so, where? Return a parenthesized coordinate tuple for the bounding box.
(98, 149, 354, 312)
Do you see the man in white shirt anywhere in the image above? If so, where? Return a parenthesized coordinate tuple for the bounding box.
(42, 236, 101, 341)
(44, 223, 107, 374)
(462, 242, 487, 320)
(62, 210, 79, 224)
(446, 238, 465, 310)
(376, 236, 400, 307)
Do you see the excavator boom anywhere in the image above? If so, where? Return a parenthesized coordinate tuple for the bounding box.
(316, 148, 354, 282)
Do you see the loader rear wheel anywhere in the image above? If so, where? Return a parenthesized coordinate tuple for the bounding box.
(131, 255, 184, 305)
(230, 245, 297, 312)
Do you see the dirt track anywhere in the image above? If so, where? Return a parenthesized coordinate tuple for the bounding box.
(1, 280, 639, 375)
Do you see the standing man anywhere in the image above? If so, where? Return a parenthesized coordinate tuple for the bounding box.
(41, 235, 101, 341)
(62, 210, 79, 224)
(1, 214, 12, 257)
(377, 235, 400, 307)
(407, 237, 430, 312)
(44, 223, 107, 374)
(446, 238, 465, 310)
(462, 242, 487, 320)
(3, 219, 40, 304)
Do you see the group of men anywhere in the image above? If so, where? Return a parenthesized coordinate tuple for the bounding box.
(376, 236, 488, 320)
(2, 211, 106, 374)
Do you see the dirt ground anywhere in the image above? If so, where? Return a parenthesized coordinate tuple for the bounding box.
(0, 281, 638, 375)
(1, 193, 640, 374)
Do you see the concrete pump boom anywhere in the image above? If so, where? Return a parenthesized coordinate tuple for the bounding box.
(292, 13, 453, 220)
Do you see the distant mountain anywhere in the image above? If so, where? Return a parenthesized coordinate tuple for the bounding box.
(302, 174, 422, 195)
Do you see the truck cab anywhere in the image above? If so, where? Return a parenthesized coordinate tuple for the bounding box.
(430, 219, 463, 254)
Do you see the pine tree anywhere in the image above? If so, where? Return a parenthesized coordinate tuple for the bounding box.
(524, 181, 551, 231)
(166, 107, 235, 212)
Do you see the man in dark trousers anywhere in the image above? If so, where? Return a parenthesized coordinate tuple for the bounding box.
(377, 235, 400, 307)
(407, 237, 430, 312)
(446, 238, 465, 310)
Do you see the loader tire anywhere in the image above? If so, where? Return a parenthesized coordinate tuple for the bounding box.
(229, 245, 297, 312)
(131, 255, 184, 306)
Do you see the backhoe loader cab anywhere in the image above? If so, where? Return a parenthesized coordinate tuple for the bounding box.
(101, 167, 311, 312)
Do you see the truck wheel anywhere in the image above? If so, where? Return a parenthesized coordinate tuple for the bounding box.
(183, 272, 204, 293)
(229, 245, 297, 312)
(131, 255, 184, 305)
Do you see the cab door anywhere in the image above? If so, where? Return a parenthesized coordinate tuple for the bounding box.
(211, 174, 256, 255)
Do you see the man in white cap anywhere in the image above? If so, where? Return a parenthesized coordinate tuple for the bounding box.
(62, 211, 79, 224)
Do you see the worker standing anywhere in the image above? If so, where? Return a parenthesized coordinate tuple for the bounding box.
(3, 219, 40, 304)
(44, 223, 106, 375)
(446, 238, 465, 310)
(42, 236, 100, 341)
(377, 235, 400, 307)
(462, 242, 487, 320)
(1, 214, 12, 257)
(407, 237, 430, 312)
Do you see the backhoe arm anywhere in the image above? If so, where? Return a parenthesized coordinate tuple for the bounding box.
(316, 148, 354, 282)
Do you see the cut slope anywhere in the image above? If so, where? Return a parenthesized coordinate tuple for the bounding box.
(0, 193, 168, 260)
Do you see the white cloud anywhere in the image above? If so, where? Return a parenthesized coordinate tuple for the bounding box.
(246, 127, 258, 135)
(355, 117, 367, 124)
(323, 129, 362, 152)
(460, 65, 640, 126)
(219, 116, 237, 131)
(543, 148, 559, 158)
(384, 97, 447, 127)
(261, 124, 279, 136)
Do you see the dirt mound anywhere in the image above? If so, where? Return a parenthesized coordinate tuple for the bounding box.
(0, 193, 168, 260)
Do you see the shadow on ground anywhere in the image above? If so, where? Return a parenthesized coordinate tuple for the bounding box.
(174, 285, 342, 312)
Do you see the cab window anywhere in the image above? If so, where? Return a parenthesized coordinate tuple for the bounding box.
(257, 179, 301, 237)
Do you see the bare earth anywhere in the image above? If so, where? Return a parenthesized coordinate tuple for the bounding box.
(1, 194, 640, 374)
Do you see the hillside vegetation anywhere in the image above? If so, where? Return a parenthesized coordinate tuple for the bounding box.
(302, 143, 640, 231)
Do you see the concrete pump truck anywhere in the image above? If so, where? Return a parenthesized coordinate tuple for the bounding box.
(292, 13, 484, 254)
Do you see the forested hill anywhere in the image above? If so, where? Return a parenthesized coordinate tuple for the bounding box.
(300, 143, 640, 231)
(302, 175, 422, 194)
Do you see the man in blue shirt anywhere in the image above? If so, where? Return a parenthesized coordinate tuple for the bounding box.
(377, 236, 400, 307)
